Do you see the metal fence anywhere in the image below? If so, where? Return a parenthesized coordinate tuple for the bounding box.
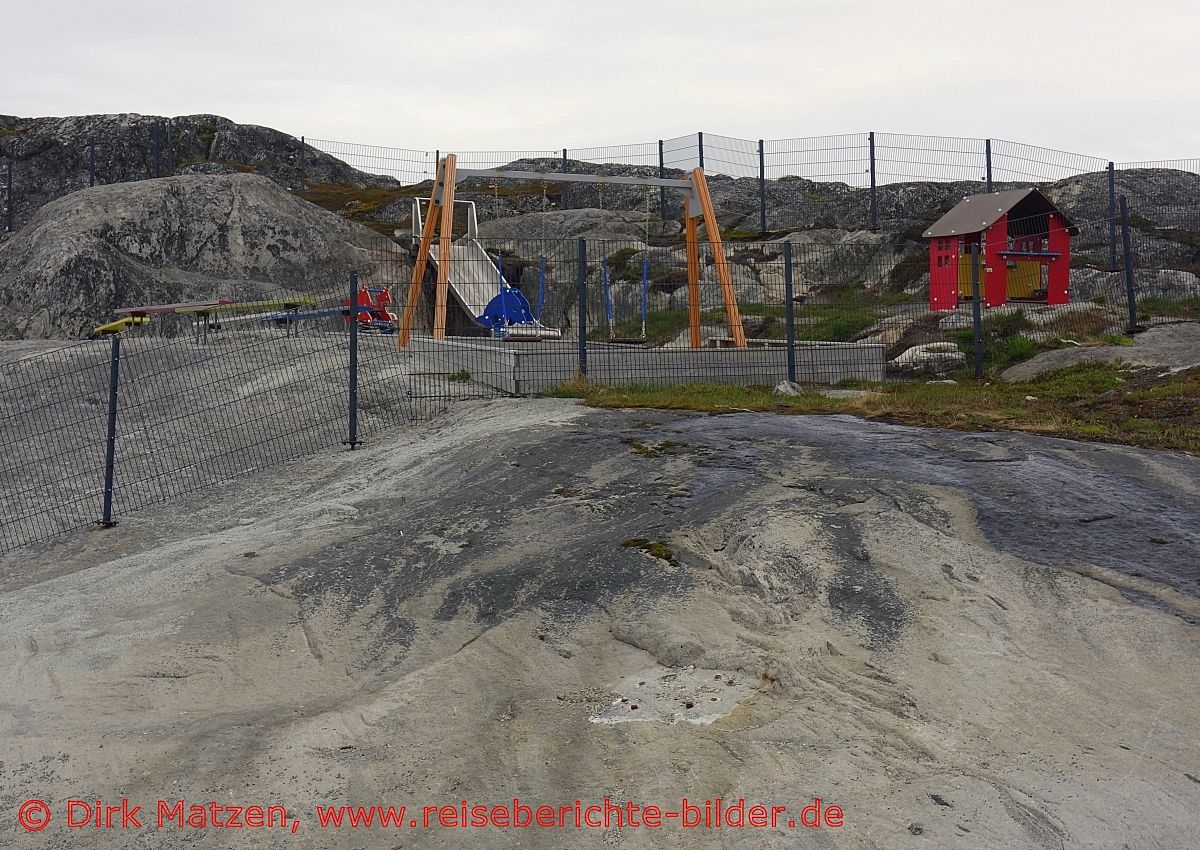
(0, 274, 499, 553)
(303, 131, 1198, 234)
(2, 124, 1195, 237)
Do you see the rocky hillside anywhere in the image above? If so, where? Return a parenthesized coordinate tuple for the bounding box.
(0, 112, 390, 233)
(0, 173, 394, 338)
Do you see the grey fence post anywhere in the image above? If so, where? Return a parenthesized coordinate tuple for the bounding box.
(1119, 197, 1138, 333)
(985, 139, 993, 191)
(299, 135, 306, 176)
(89, 137, 97, 186)
(1108, 162, 1118, 270)
(697, 132, 704, 170)
(577, 238, 588, 377)
(657, 140, 666, 220)
(346, 270, 361, 449)
(783, 241, 797, 383)
(100, 335, 121, 527)
(4, 160, 12, 233)
(562, 147, 568, 169)
(758, 139, 767, 234)
(971, 242, 983, 378)
(868, 131, 878, 231)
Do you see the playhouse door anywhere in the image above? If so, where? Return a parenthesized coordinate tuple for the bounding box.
(929, 238, 958, 310)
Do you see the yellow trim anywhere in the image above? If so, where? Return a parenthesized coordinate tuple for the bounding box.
(93, 315, 151, 335)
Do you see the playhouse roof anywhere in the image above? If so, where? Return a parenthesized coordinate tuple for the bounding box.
(923, 188, 1078, 239)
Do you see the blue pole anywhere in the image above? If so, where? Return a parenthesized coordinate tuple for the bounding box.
(536, 255, 546, 319)
(99, 335, 121, 527)
(496, 254, 505, 338)
(640, 259, 649, 339)
(577, 238, 587, 376)
(602, 259, 614, 339)
(346, 270, 360, 448)
(783, 241, 796, 383)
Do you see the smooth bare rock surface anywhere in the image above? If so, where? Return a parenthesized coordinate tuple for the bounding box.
(0, 173, 395, 338)
(1001, 322, 1200, 381)
(2, 401, 1198, 848)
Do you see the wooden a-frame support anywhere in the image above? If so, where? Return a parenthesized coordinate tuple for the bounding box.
(397, 154, 458, 347)
(399, 156, 746, 349)
(686, 168, 746, 348)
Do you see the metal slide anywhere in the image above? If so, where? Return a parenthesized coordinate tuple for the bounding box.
(412, 200, 561, 339)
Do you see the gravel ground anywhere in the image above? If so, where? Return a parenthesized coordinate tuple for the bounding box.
(1, 400, 1197, 848)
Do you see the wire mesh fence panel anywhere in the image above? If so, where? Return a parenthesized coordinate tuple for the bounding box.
(762, 133, 871, 185)
(306, 139, 435, 185)
(702, 134, 761, 179)
(661, 134, 702, 171)
(1116, 158, 1200, 176)
(108, 322, 352, 515)
(455, 150, 560, 171)
(0, 341, 113, 548)
(567, 142, 660, 168)
(989, 140, 1109, 183)
(874, 133, 988, 184)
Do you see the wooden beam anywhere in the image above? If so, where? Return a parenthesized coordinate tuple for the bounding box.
(684, 195, 701, 349)
(398, 157, 446, 347)
(691, 168, 746, 348)
(433, 154, 458, 340)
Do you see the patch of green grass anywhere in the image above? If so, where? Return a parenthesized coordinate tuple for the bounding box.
(950, 309, 1050, 372)
(197, 122, 218, 152)
(622, 538, 680, 567)
(298, 182, 415, 216)
(217, 160, 260, 174)
(0, 127, 26, 138)
(591, 309, 690, 345)
(543, 364, 1199, 454)
(1138, 295, 1200, 321)
(606, 247, 641, 281)
(448, 369, 472, 383)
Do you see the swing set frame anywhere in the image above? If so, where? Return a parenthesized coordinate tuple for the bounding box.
(397, 154, 747, 348)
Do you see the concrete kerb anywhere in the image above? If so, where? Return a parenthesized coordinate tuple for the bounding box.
(408, 337, 885, 394)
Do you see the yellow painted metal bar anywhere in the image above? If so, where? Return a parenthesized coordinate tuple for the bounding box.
(93, 315, 151, 335)
(691, 168, 746, 348)
(398, 157, 446, 348)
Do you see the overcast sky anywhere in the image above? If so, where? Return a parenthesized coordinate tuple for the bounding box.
(5, 0, 1197, 162)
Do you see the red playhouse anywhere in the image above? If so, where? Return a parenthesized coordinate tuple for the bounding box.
(923, 188, 1078, 311)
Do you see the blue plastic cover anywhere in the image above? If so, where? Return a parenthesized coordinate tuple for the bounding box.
(478, 287, 536, 332)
